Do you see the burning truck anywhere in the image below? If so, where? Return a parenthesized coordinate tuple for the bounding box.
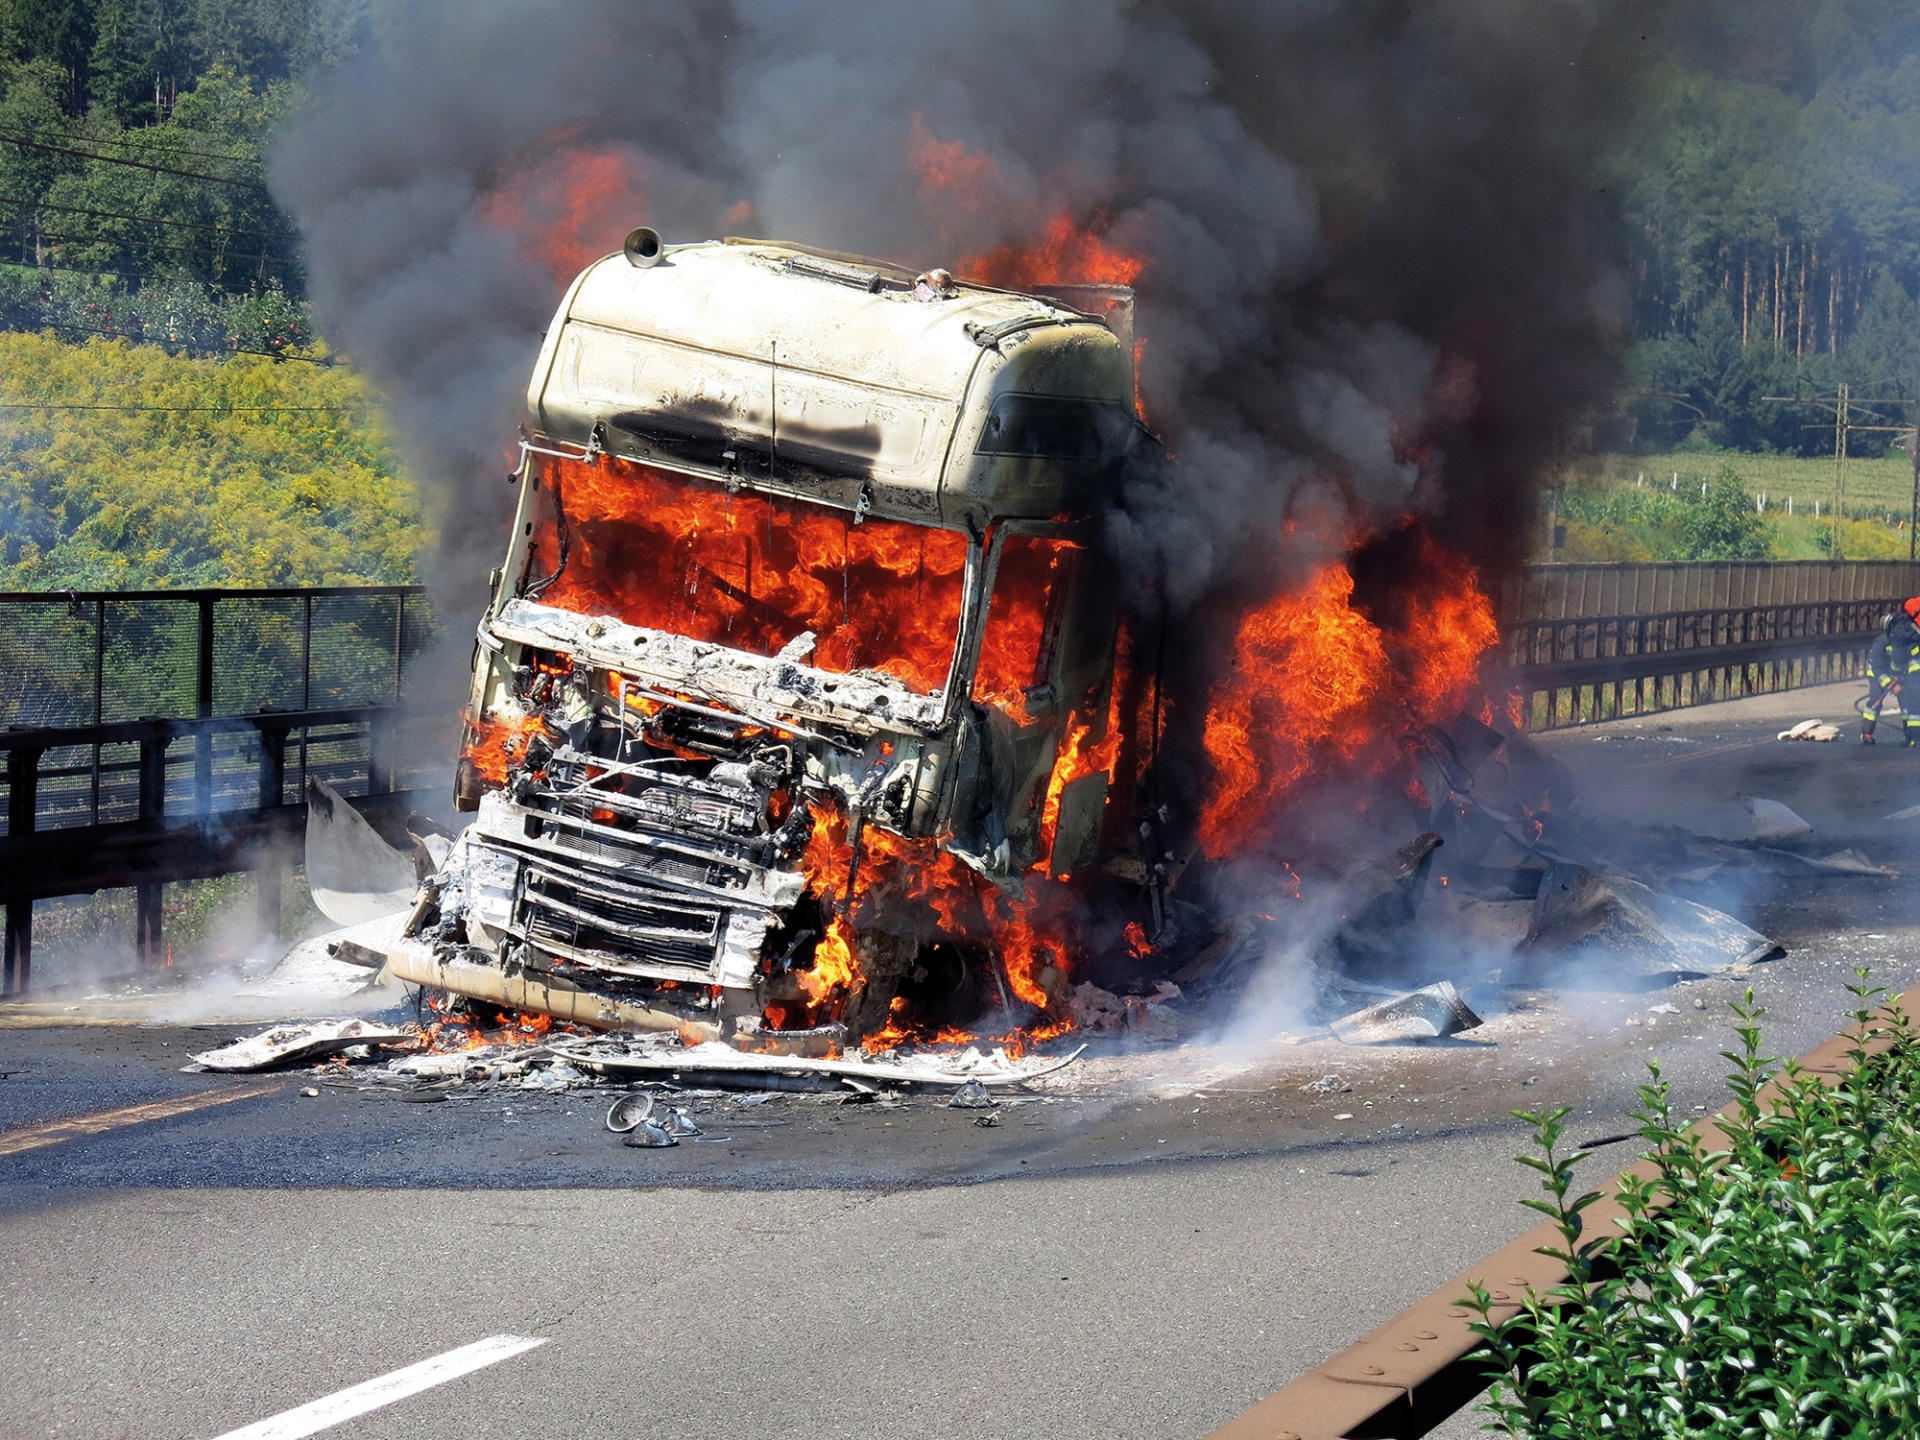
(383, 231, 1164, 1044)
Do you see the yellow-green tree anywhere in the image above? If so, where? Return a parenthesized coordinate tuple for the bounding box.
(0, 331, 426, 588)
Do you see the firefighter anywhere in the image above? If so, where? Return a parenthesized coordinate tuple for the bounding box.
(1862, 600, 1920, 743)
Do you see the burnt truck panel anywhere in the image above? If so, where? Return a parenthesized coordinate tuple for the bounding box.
(392, 235, 1145, 1037)
(527, 239, 1134, 529)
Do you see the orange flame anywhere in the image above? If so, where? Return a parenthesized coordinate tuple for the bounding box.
(483, 144, 649, 289)
(534, 455, 977, 697)
(958, 210, 1145, 290)
(1397, 542, 1501, 725)
(1198, 564, 1386, 857)
(420, 995, 561, 1053)
(907, 114, 1145, 291)
(1196, 541, 1497, 858)
(460, 708, 550, 788)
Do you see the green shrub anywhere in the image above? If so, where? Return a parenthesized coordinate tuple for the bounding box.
(1470, 979, 1920, 1438)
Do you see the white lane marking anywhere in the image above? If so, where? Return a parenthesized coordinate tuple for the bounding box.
(207, 1334, 547, 1440)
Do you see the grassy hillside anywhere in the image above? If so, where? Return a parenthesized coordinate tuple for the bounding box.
(1597, 451, 1916, 520)
(1560, 450, 1917, 562)
(0, 331, 424, 589)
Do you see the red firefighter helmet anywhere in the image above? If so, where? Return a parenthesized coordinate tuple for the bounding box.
(1904, 596, 1920, 626)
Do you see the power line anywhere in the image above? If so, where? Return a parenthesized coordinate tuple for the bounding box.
(0, 133, 273, 191)
(0, 193, 294, 243)
(23, 228, 290, 268)
(0, 258, 161, 283)
(0, 124, 268, 171)
(26, 317, 333, 365)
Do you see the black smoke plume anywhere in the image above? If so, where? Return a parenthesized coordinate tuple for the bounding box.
(271, 0, 1641, 611)
(271, 0, 1650, 913)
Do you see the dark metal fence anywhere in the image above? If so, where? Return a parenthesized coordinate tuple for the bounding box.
(1503, 559, 1920, 621)
(1503, 564, 1920, 729)
(1505, 596, 1888, 729)
(0, 586, 442, 992)
(0, 586, 435, 837)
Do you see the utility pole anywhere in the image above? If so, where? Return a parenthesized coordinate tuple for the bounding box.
(1909, 364, 1920, 561)
(1835, 381, 1849, 558)
(1763, 383, 1920, 562)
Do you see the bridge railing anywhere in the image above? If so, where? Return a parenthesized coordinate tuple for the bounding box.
(0, 586, 443, 992)
(0, 585, 435, 835)
(1503, 595, 1891, 729)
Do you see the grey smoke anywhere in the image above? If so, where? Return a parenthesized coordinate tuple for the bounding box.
(270, 0, 1638, 659)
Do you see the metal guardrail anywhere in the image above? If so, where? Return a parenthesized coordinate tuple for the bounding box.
(0, 586, 440, 994)
(1503, 560, 1920, 621)
(0, 584, 431, 732)
(1505, 597, 1889, 730)
(0, 705, 446, 993)
(1202, 978, 1920, 1440)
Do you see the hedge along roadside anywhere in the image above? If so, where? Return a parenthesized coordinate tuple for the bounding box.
(1470, 977, 1920, 1437)
(1199, 975, 1920, 1440)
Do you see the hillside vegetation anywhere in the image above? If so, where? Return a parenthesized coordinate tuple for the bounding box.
(0, 331, 421, 588)
(1555, 452, 1916, 562)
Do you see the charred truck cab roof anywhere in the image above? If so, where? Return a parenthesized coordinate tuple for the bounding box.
(524, 237, 1136, 533)
(391, 236, 1144, 1040)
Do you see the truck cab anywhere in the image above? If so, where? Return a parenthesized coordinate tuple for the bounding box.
(390, 234, 1151, 1040)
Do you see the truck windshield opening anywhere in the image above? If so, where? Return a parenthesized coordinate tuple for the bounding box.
(523, 457, 969, 696)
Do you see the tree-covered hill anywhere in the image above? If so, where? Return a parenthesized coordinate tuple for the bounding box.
(0, 1, 368, 350)
(0, 329, 422, 587)
(1610, 1, 1920, 453)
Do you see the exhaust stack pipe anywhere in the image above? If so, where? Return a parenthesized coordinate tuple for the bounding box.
(623, 226, 664, 267)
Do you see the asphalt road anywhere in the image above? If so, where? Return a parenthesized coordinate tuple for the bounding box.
(3, 679, 1918, 1440)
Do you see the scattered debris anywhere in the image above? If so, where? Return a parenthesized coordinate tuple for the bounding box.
(564, 1035, 1085, 1092)
(729, 1021, 848, 1059)
(624, 1120, 678, 1148)
(1776, 720, 1842, 742)
(1169, 917, 1259, 986)
(949, 1079, 997, 1109)
(1744, 797, 1813, 841)
(1299, 1073, 1351, 1094)
(1067, 982, 1182, 1040)
(973, 1113, 1001, 1128)
(1328, 832, 1444, 981)
(518, 1063, 583, 1091)
(299, 1087, 320, 1098)
(1646, 1002, 1680, 1015)
(189, 1018, 413, 1072)
(661, 1107, 702, 1137)
(1793, 849, 1895, 877)
(304, 778, 420, 925)
(605, 1093, 654, 1132)
(1330, 981, 1484, 1045)
(1886, 803, 1920, 822)
(1518, 864, 1783, 987)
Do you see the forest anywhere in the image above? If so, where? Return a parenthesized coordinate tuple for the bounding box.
(1611, 1, 1920, 454)
(0, 1, 1918, 579)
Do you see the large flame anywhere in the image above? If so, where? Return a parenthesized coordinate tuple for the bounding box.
(528, 455, 1064, 715)
(1196, 541, 1498, 859)
(535, 455, 971, 696)
(908, 113, 1145, 291)
(958, 211, 1146, 290)
(483, 144, 650, 289)
(1197, 565, 1385, 857)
